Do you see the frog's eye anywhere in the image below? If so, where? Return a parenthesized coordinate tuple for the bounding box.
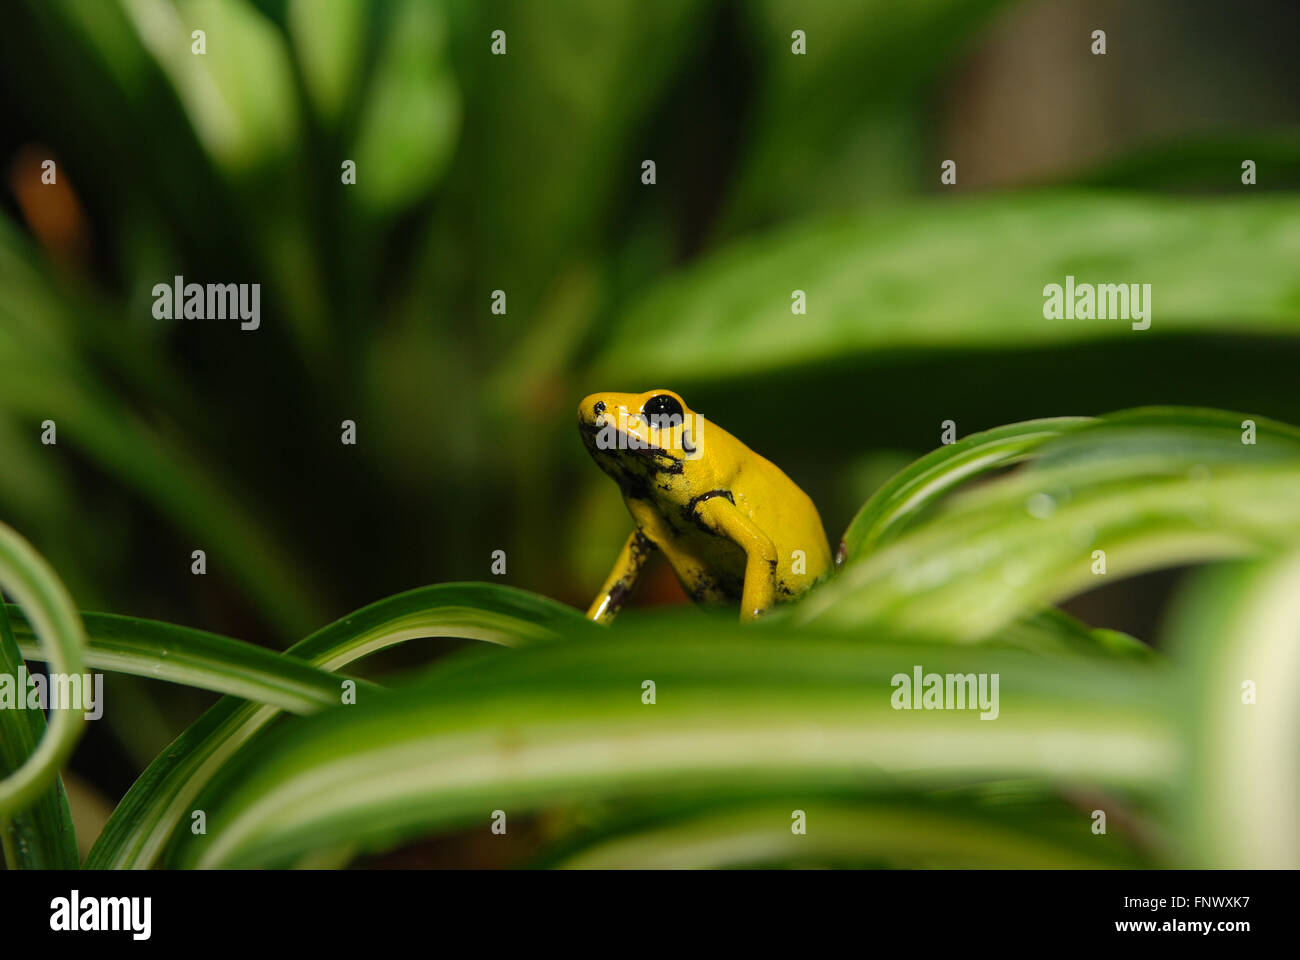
(642, 394, 683, 429)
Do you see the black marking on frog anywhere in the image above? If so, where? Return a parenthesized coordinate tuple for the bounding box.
(604, 580, 630, 615)
(684, 570, 727, 606)
(620, 469, 655, 502)
(684, 489, 735, 531)
(661, 509, 688, 538)
(580, 419, 684, 502)
(599, 532, 658, 616)
(628, 530, 655, 564)
(766, 558, 790, 601)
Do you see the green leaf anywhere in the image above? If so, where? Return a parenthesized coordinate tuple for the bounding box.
(795, 413, 1300, 638)
(590, 192, 1300, 386)
(543, 796, 1146, 869)
(289, 0, 368, 127)
(1028, 406, 1300, 477)
(87, 583, 589, 868)
(996, 608, 1154, 663)
(121, 0, 299, 174)
(839, 416, 1095, 563)
(8, 607, 370, 713)
(288, 582, 595, 663)
(0, 591, 79, 868)
(1164, 549, 1300, 868)
(170, 624, 1173, 868)
(0, 523, 87, 828)
(350, 0, 460, 214)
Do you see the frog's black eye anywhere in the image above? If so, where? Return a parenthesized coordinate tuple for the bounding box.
(642, 394, 683, 429)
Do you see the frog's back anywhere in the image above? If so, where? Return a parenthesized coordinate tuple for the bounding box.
(723, 439, 833, 600)
(636, 418, 832, 607)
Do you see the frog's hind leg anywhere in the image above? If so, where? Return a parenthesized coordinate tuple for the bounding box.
(587, 530, 658, 624)
(692, 498, 777, 622)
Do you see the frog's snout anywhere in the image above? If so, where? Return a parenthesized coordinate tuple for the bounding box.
(578, 393, 613, 431)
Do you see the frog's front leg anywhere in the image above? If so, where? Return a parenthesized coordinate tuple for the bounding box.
(587, 529, 658, 624)
(693, 497, 777, 621)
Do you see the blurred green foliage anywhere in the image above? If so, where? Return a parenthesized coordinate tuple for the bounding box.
(2, 0, 1298, 640)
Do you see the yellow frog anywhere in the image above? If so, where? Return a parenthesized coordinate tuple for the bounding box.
(579, 389, 831, 622)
